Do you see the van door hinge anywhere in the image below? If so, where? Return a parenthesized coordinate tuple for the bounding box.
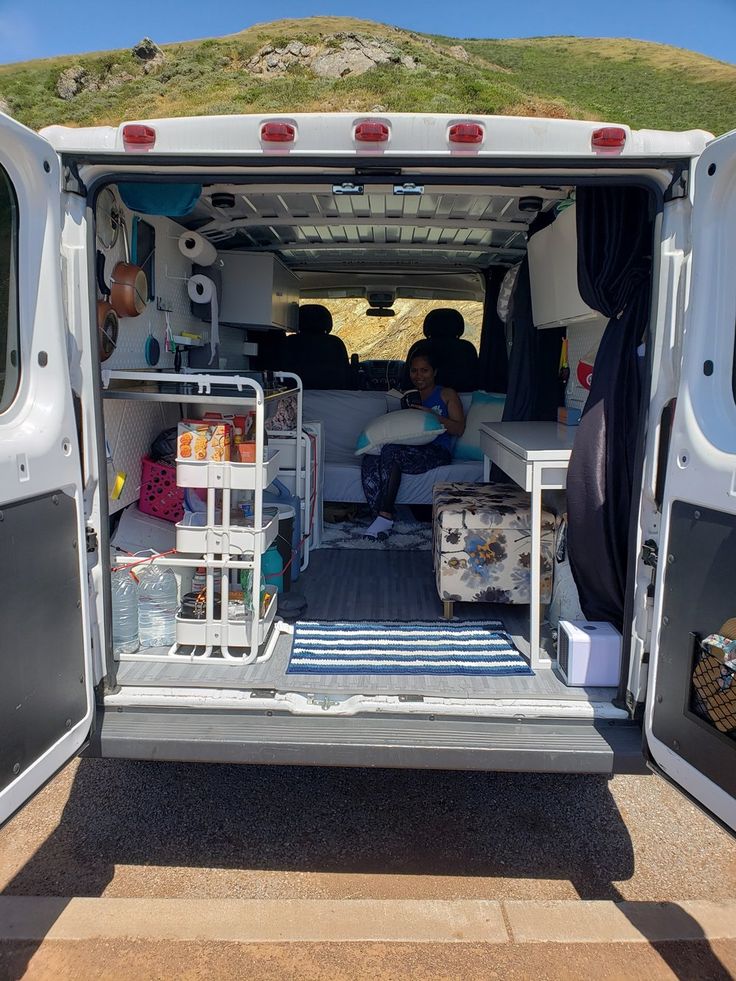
(85, 526, 98, 553)
(664, 166, 688, 201)
(62, 160, 88, 197)
(641, 539, 658, 569)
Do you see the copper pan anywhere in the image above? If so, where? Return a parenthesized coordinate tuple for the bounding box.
(110, 219, 147, 318)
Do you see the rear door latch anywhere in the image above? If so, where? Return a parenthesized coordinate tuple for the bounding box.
(641, 539, 658, 568)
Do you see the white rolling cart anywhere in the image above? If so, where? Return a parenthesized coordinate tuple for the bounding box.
(102, 369, 303, 664)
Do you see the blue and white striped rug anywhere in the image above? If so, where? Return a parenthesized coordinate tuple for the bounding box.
(286, 620, 533, 676)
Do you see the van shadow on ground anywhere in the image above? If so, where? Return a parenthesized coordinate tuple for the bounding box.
(1, 759, 732, 979)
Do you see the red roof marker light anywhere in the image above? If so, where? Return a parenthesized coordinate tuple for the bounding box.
(261, 122, 296, 143)
(591, 127, 627, 151)
(122, 124, 156, 152)
(449, 122, 484, 145)
(355, 121, 390, 143)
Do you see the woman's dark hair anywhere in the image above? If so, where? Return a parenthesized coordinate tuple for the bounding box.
(408, 344, 438, 371)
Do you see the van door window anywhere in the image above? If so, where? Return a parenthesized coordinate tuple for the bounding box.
(0, 165, 19, 413)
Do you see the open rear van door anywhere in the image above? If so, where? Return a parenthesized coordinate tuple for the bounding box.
(0, 113, 94, 826)
(645, 129, 736, 833)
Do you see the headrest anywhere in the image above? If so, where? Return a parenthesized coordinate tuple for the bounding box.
(298, 304, 333, 335)
(423, 308, 464, 339)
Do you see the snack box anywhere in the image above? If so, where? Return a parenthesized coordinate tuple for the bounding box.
(202, 412, 254, 445)
(177, 420, 232, 462)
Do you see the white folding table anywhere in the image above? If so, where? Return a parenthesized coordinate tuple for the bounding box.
(479, 421, 576, 668)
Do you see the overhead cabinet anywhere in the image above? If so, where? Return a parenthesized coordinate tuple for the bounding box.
(219, 253, 300, 331)
(528, 204, 607, 331)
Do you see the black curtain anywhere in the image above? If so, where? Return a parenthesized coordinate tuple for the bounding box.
(478, 267, 508, 392)
(502, 257, 563, 422)
(566, 186, 653, 629)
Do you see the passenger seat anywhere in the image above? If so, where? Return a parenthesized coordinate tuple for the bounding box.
(403, 309, 479, 391)
(282, 304, 352, 389)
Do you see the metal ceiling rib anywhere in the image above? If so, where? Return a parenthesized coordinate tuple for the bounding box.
(192, 186, 565, 269)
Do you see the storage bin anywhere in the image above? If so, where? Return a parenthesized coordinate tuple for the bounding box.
(138, 456, 184, 523)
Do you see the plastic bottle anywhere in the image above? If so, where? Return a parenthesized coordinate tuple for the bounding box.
(138, 565, 178, 647)
(262, 544, 284, 592)
(111, 568, 139, 655)
(239, 567, 254, 613)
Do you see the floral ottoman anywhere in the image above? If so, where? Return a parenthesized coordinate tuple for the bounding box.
(433, 482, 555, 617)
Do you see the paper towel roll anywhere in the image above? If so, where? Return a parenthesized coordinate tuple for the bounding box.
(178, 231, 217, 267)
(187, 275, 219, 365)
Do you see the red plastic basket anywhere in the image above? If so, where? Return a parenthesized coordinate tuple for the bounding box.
(138, 456, 184, 523)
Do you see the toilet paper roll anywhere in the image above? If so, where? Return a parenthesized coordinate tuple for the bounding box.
(178, 231, 217, 267)
(187, 274, 215, 306)
(187, 275, 219, 365)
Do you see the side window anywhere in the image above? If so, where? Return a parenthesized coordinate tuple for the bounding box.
(0, 165, 19, 413)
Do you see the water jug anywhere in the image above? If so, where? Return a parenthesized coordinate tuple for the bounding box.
(262, 544, 284, 592)
(138, 565, 178, 647)
(111, 568, 139, 655)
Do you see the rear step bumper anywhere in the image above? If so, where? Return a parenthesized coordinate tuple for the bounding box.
(89, 708, 647, 775)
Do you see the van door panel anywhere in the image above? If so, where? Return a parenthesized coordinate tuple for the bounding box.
(0, 112, 94, 826)
(652, 501, 736, 799)
(645, 128, 736, 832)
(0, 492, 87, 794)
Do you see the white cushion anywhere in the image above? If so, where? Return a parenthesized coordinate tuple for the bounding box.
(453, 391, 506, 461)
(303, 391, 390, 465)
(355, 407, 444, 456)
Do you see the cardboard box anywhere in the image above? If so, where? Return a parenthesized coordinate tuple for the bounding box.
(177, 420, 231, 462)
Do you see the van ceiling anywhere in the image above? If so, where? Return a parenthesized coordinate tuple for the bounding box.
(182, 182, 572, 273)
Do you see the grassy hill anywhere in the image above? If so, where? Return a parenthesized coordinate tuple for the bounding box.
(0, 17, 733, 135)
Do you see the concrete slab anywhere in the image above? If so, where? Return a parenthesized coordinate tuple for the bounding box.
(505, 899, 736, 944)
(3, 897, 736, 946)
(0, 897, 508, 944)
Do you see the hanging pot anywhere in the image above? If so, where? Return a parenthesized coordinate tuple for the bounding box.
(97, 299, 119, 362)
(110, 219, 148, 318)
(95, 250, 118, 362)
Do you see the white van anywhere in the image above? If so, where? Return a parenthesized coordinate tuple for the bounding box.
(1, 110, 734, 835)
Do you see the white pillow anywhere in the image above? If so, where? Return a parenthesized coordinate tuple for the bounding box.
(355, 408, 444, 456)
(453, 391, 506, 461)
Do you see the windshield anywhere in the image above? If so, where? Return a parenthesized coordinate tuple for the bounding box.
(303, 298, 483, 363)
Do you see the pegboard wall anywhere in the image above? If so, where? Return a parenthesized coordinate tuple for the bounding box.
(98, 189, 247, 373)
(104, 399, 181, 513)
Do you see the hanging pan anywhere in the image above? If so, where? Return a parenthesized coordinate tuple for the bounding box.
(110, 218, 148, 318)
(96, 250, 118, 362)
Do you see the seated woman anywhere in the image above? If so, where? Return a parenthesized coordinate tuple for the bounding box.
(361, 346, 466, 539)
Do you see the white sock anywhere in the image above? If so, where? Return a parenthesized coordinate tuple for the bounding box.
(365, 515, 394, 538)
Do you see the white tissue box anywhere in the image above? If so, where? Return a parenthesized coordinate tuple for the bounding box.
(557, 620, 622, 687)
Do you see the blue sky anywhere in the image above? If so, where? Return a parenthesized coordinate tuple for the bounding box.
(0, 0, 734, 65)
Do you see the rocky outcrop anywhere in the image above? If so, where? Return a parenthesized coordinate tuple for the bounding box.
(246, 33, 418, 79)
(56, 54, 145, 101)
(56, 65, 90, 100)
(0, 98, 12, 116)
(132, 37, 165, 67)
(448, 45, 470, 62)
